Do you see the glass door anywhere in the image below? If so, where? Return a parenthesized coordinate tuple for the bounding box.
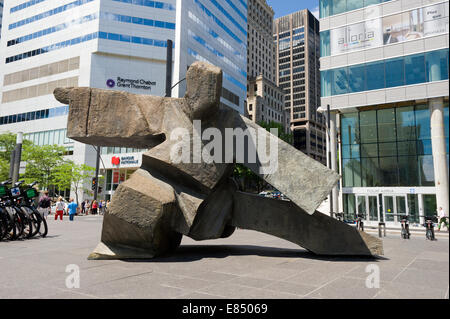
(356, 195, 366, 220)
(395, 195, 407, 223)
(383, 196, 395, 222)
(368, 196, 379, 221)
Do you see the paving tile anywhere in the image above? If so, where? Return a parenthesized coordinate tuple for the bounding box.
(374, 281, 447, 299)
(306, 277, 381, 299)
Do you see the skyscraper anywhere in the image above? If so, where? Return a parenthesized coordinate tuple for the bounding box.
(274, 10, 326, 164)
(246, 0, 287, 129)
(0, 0, 4, 39)
(173, 0, 247, 114)
(0, 0, 176, 200)
(319, 0, 449, 226)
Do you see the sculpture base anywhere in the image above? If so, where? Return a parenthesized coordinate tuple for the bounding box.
(87, 242, 156, 260)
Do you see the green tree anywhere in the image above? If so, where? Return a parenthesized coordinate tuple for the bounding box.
(53, 162, 96, 205)
(233, 121, 292, 193)
(0, 157, 9, 181)
(22, 144, 67, 190)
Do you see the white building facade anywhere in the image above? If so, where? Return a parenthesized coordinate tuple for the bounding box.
(0, 0, 176, 201)
(319, 0, 449, 228)
(173, 0, 247, 114)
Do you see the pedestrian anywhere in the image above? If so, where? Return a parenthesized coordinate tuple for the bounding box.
(98, 200, 103, 215)
(85, 200, 90, 215)
(55, 197, 65, 221)
(81, 200, 86, 215)
(91, 200, 98, 215)
(437, 207, 449, 231)
(38, 190, 51, 220)
(67, 198, 78, 221)
(106, 200, 110, 214)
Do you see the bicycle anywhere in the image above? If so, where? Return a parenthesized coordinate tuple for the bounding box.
(16, 181, 48, 238)
(0, 180, 33, 239)
(0, 180, 23, 240)
(393, 214, 410, 239)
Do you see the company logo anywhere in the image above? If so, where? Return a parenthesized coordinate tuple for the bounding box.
(111, 156, 120, 165)
(106, 79, 116, 88)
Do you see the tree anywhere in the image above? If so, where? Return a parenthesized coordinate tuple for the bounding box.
(0, 157, 9, 182)
(233, 121, 292, 193)
(53, 162, 96, 205)
(22, 144, 67, 190)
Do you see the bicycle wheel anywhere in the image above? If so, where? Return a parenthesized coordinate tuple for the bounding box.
(16, 210, 33, 239)
(12, 212, 23, 240)
(23, 207, 40, 237)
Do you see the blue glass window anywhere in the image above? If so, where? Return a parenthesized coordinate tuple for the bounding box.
(426, 50, 449, 82)
(321, 70, 331, 97)
(320, 30, 330, 57)
(365, 60, 384, 91)
(385, 57, 404, 88)
(348, 64, 366, 93)
(331, 67, 348, 95)
(405, 53, 426, 85)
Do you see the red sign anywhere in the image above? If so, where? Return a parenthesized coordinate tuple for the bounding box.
(111, 156, 120, 165)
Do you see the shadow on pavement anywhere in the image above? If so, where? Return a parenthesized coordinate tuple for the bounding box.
(124, 244, 388, 263)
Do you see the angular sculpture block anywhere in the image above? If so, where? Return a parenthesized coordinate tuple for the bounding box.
(54, 61, 383, 259)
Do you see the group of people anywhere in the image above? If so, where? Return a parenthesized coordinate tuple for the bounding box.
(80, 199, 109, 216)
(36, 191, 110, 222)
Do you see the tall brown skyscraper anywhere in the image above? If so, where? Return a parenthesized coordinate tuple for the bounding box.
(246, 0, 288, 130)
(274, 9, 326, 164)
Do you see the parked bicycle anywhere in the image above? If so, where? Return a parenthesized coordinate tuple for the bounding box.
(0, 179, 47, 241)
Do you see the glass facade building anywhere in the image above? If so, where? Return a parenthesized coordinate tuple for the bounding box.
(320, 0, 449, 227)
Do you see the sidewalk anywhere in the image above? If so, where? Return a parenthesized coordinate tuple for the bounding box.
(0, 215, 448, 299)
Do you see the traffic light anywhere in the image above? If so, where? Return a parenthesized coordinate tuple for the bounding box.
(91, 177, 97, 191)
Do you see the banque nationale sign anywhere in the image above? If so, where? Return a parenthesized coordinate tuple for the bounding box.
(107, 77, 156, 91)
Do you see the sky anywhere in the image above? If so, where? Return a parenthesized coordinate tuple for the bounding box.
(266, 0, 320, 19)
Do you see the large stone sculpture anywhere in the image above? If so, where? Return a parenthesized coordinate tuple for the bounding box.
(54, 62, 383, 259)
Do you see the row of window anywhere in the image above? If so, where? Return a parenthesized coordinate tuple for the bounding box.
(7, 13, 99, 47)
(320, 0, 393, 19)
(320, 3, 449, 57)
(321, 49, 449, 97)
(5, 31, 172, 64)
(188, 11, 245, 62)
(187, 48, 246, 92)
(10, 0, 45, 13)
(0, 106, 69, 126)
(223, 0, 247, 23)
(209, 0, 246, 36)
(24, 129, 73, 147)
(194, 0, 245, 46)
(99, 11, 175, 29)
(9, 0, 95, 30)
(111, 0, 175, 11)
(341, 103, 449, 187)
(189, 30, 246, 78)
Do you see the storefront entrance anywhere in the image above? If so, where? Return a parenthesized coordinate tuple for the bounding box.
(344, 188, 437, 228)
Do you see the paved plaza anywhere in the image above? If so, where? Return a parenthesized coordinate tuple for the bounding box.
(0, 215, 448, 299)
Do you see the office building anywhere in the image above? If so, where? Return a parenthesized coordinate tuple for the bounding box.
(0, 0, 3, 39)
(319, 0, 449, 227)
(245, 0, 287, 129)
(173, 0, 247, 114)
(0, 0, 177, 200)
(274, 10, 326, 164)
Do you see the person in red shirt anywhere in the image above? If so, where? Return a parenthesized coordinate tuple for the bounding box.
(91, 200, 98, 215)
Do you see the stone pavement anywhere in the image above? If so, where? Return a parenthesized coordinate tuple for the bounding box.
(0, 215, 448, 299)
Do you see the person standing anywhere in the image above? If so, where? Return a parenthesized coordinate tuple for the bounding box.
(91, 200, 98, 215)
(67, 199, 78, 221)
(38, 191, 51, 219)
(55, 197, 65, 221)
(437, 207, 449, 231)
(81, 200, 86, 215)
(98, 200, 103, 215)
(85, 200, 90, 215)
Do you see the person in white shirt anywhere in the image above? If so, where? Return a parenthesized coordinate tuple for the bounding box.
(55, 197, 65, 221)
(437, 207, 449, 231)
